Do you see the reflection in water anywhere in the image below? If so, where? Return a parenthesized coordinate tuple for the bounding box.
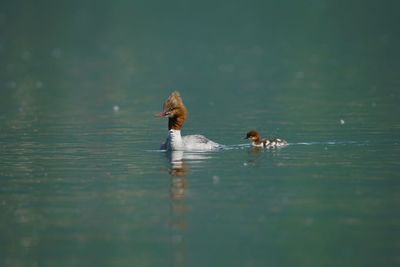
(167, 151, 189, 267)
(168, 151, 189, 199)
(242, 147, 265, 167)
(245, 146, 286, 167)
(249, 146, 264, 156)
(165, 150, 214, 266)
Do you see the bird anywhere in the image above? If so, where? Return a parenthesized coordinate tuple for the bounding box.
(244, 130, 288, 148)
(157, 91, 222, 151)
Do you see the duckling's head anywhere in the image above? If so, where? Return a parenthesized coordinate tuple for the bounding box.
(244, 130, 261, 142)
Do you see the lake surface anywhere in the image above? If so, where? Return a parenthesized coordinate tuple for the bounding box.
(1, 1, 400, 267)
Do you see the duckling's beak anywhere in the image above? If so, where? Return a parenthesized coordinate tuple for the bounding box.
(244, 136, 249, 139)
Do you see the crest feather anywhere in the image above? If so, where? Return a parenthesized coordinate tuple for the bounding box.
(171, 91, 180, 96)
(163, 91, 184, 111)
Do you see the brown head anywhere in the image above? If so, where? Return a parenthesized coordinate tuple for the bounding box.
(157, 91, 188, 130)
(244, 130, 262, 143)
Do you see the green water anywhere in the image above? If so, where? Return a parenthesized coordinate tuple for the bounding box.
(1, 1, 400, 266)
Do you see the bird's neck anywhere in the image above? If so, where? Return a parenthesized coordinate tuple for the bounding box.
(167, 129, 184, 150)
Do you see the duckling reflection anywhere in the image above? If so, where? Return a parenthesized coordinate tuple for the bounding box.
(245, 145, 284, 167)
(249, 146, 264, 156)
(244, 147, 263, 167)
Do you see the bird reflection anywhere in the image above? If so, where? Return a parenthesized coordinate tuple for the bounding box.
(249, 146, 264, 156)
(168, 151, 189, 200)
(243, 147, 264, 167)
(244, 146, 285, 167)
(165, 150, 213, 266)
(166, 150, 189, 267)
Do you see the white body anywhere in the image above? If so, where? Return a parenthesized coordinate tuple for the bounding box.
(162, 129, 222, 151)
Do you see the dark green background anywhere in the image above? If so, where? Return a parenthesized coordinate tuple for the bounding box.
(1, 1, 399, 267)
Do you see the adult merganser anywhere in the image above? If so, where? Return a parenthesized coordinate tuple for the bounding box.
(157, 91, 222, 151)
(245, 130, 288, 148)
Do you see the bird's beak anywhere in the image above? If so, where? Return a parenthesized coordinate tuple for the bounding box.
(155, 112, 167, 117)
(244, 136, 249, 139)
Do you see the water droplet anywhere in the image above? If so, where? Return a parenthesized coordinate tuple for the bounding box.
(113, 105, 120, 112)
(212, 175, 220, 184)
(176, 65, 185, 72)
(295, 71, 304, 79)
(35, 81, 43, 88)
(51, 48, 63, 59)
(340, 119, 345, 125)
(6, 81, 16, 88)
(218, 64, 235, 73)
(21, 50, 31, 61)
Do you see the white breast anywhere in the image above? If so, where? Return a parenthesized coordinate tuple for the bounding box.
(166, 129, 185, 150)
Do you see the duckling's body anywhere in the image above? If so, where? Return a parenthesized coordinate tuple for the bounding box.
(245, 130, 288, 148)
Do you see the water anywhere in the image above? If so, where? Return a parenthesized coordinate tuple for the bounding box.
(1, 1, 400, 267)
